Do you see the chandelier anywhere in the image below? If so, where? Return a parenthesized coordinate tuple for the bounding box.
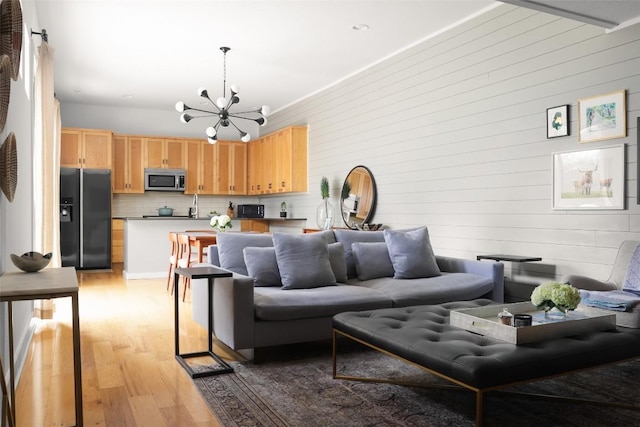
(175, 47, 270, 144)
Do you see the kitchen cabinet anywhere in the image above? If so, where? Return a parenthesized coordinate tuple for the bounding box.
(240, 220, 270, 233)
(273, 126, 307, 193)
(112, 135, 144, 193)
(184, 139, 217, 194)
(61, 128, 113, 169)
(247, 136, 270, 195)
(144, 138, 185, 169)
(216, 141, 247, 195)
(112, 219, 124, 263)
(247, 125, 307, 195)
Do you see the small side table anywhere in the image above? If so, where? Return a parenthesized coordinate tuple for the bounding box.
(0, 267, 83, 427)
(173, 266, 233, 378)
(476, 254, 542, 262)
(477, 254, 543, 303)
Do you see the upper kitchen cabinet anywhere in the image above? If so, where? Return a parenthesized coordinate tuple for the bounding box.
(184, 139, 217, 194)
(61, 128, 113, 169)
(216, 141, 247, 195)
(273, 126, 307, 193)
(144, 138, 185, 169)
(113, 135, 144, 193)
(247, 125, 307, 195)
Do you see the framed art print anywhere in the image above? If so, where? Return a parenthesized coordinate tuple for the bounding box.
(578, 90, 626, 143)
(553, 144, 625, 210)
(547, 105, 569, 138)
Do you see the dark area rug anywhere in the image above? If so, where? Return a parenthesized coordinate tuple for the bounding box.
(194, 340, 640, 427)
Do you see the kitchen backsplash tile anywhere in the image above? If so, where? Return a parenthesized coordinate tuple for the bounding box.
(113, 194, 261, 217)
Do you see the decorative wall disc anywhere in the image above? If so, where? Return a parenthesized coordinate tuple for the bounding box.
(0, 131, 17, 202)
(0, 54, 10, 133)
(0, 0, 22, 81)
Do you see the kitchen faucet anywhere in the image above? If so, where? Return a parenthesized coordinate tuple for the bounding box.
(191, 194, 198, 218)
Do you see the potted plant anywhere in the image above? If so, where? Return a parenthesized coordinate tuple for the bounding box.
(280, 201, 287, 218)
(316, 176, 334, 229)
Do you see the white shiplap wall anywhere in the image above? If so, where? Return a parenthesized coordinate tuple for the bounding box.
(261, 4, 640, 283)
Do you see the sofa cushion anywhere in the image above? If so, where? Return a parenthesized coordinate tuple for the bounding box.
(352, 242, 394, 281)
(216, 233, 274, 276)
(350, 272, 494, 307)
(333, 229, 385, 279)
(243, 247, 281, 287)
(328, 242, 348, 283)
(384, 227, 440, 279)
(273, 232, 337, 289)
(253, 284, 392, 321)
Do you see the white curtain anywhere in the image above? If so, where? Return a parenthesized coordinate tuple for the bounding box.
(33, 42, 61, 268)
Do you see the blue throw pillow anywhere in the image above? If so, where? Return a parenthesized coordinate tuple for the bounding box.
(352, 242, 394, 281)
(243, 247, 281, 287)
(383, 227, 441, 279)
(328, 242, 348, 283)
(272, 232, 337, 289)
(333, 229, 385, 279)
(623, 245, 640, 293)
(216, 233, 274, 275)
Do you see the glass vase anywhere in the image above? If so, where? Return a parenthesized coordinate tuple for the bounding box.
(316, 197, 335, 230)
(544, 306, 566, 321)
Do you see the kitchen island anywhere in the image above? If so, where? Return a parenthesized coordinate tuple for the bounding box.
(122, 217, 239, 279)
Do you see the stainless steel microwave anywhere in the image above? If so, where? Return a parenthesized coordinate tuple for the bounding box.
(144, 168, 186, 192)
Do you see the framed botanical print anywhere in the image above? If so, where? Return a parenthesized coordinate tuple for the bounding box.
(578, 90, 626, 143)
(547, 104, 569, 138)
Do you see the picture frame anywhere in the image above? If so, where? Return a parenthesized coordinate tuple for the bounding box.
(553, 144, 625, 210)
(578, 90, 626, 143)
(547, 104, 569, 138)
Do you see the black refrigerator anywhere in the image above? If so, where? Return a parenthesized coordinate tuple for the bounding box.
(60, 168, 112, 269)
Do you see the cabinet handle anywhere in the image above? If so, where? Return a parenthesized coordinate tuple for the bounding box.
(281, 181, 285, 187)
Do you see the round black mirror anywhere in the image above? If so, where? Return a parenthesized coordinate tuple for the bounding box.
(341, 166, 377, 229)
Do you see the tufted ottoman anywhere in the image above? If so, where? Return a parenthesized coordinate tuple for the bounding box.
(332, 299, 640, 426)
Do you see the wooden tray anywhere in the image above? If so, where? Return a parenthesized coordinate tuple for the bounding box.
(450, 302, 616, 345)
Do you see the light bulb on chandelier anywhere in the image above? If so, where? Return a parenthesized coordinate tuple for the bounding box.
(175, 47, 269, 144)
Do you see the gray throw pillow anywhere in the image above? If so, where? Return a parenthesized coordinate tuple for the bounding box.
(383, 227, 441, 279)
(351, 242, 394, 281)
(216, 233, 274, 275)
(333, 229, 385, 279)
(243, 247, 281, 287)
(272, 232, 337, 289)
(328, 242, 348, 283)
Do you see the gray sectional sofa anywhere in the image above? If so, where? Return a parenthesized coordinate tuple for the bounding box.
(191, 227, 504, 355)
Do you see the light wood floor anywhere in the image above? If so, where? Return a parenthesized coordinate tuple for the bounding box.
(15, 265, 240, 427)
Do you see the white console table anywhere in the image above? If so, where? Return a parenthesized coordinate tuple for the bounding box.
(0, 267, 83, 427)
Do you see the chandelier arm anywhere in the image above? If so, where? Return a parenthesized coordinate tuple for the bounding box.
(227, 113, 261, 121)
(231, 108, 262, 115)
(186, 113, 220, 119)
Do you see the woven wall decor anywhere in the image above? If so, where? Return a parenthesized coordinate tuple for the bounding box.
(0, 54, 10, 133)
(0, 131, 17, 202)
(0, 0, 22, 80)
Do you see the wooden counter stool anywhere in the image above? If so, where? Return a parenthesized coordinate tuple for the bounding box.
(167, 232, 179, 293)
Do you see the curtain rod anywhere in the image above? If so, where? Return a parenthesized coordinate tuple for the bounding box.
(31, 29, 48, 43)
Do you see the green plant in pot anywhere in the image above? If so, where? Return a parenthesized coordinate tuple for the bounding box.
(316, 176, 334, 229)
(280, 201, 287, 218)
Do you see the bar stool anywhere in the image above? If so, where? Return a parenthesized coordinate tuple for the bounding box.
(177, 233, 196, 301)
(167, 232, 179, 292)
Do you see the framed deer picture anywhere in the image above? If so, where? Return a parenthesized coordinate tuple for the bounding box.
(553, 144, 625, 210)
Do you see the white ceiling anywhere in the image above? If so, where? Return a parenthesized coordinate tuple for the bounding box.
(34, 1, 640, 116)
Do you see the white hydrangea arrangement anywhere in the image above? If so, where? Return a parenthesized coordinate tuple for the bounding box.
(530, 282, 581, 313)
(210, 214, 232, 232)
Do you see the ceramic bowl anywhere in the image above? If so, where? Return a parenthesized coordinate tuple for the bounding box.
(10, 251, 52, 272)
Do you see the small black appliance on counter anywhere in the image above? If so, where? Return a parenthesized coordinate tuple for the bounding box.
(236, 204, 264, 218)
